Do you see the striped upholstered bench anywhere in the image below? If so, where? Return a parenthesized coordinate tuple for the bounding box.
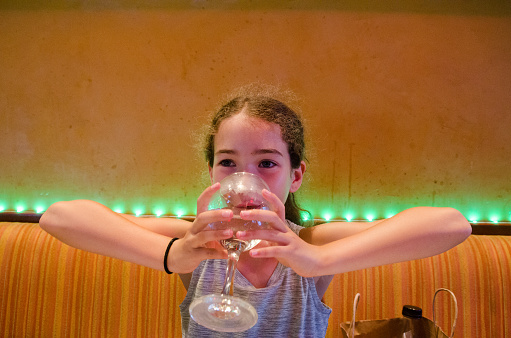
(1, 221, 509, 337)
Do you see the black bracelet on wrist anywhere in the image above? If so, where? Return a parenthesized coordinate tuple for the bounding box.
(164, 237, 179, 274)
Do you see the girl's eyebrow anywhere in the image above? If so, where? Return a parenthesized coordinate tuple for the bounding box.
(215, 148, 284, 157)
(215, 149, 236, 155)
(252, 149, 284, 157)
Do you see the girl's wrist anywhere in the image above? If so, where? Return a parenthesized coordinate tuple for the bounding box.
(301, 243, 330, 277)
(310, 242, 341, 277)
(164, 238, 179, 274)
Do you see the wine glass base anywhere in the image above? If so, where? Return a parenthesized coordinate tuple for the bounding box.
(189, 294, 258, 332)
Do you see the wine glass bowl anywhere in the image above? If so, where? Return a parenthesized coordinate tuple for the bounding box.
(189, 172, 272, 332)
(208, 171, 271, 215)
(208, 172, 272, 252)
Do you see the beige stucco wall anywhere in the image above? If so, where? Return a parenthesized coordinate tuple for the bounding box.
(1, 3, 510, 221)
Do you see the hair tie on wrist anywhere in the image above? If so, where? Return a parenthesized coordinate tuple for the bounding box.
(164, 238, 179, 274)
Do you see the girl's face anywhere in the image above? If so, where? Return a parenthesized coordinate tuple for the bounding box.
(209, 113, 305, 204)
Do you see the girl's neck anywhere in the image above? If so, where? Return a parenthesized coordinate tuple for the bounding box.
(237, 245, 279, 289)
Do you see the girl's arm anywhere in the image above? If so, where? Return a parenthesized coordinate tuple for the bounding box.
(302, 207, 472, 276)
(238, 192, 472, 277)
(39, 200, 191, 271)
(40, 184, 235, 274)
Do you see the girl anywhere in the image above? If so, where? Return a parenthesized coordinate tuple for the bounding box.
(40, 92, 472, 337)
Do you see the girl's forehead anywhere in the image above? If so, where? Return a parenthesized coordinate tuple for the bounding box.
(220, 113, 281, 134)
(215, 113, 286, 148)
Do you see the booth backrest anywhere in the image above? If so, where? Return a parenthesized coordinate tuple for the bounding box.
(1, 222, 509, 337)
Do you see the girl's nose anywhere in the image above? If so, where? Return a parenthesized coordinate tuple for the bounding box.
(236, 166, 257, 176)
(236, 161, 257, 175)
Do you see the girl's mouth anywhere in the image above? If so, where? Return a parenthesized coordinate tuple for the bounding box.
(235, 203, 262, 210)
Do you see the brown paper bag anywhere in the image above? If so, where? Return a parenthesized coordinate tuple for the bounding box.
(340, 289, 458, 338)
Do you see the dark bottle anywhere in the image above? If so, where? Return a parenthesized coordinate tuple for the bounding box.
(402, 305, 423, 319)
(402, 305, 430, 338)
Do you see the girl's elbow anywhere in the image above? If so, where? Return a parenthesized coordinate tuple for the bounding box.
(39, 200, 80, 234)
(446, 207, 472, 242)
(39, 201, 64, 233)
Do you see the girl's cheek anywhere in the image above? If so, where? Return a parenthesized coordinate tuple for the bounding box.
(212, 167, 235, 182)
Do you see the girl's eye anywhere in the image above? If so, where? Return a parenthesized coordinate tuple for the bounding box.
(259, 160, 276, 168)
(219, 159, 235, 167)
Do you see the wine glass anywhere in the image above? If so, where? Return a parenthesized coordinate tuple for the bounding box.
(189, 172, 272, 332)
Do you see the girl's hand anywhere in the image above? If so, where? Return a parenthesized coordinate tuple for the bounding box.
(236, 189, 323, 277)
(167, 183, 234, 273)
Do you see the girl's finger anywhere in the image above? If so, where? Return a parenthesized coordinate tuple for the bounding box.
(196, 182, 221, 214)
(190, 208, 233, 235)
(237, 229, 290, 245)
(262, 189, 286, 220)
(194, 228, 233, 245)
(239, 209, 288, 232)
(249, 245, 285, 259)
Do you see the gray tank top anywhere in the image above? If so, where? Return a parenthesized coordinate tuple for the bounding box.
(179, 221, 332, 337)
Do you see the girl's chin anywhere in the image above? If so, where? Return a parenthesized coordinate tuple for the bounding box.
(254, 240, 271, 250)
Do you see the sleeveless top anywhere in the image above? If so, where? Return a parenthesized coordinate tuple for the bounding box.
(179, 221, 332, 337)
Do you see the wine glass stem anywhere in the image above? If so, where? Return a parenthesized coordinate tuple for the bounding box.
(222, 249, 241, 296)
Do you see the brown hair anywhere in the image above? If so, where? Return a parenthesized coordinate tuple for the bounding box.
(204, 94, 310, 225)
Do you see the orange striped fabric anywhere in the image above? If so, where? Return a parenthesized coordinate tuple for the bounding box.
(1, 222, 509, 337)
(324, 234, 511, 338)
(1, 222, 185, 337)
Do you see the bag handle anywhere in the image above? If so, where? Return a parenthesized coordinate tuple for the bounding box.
(347, 293, 361, 338)
(432, 288, 458, 338)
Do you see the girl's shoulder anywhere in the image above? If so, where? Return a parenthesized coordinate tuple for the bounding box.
(285, 219, 304, 235)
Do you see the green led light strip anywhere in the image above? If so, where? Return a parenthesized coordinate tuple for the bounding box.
(1, 203, 510, 224)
